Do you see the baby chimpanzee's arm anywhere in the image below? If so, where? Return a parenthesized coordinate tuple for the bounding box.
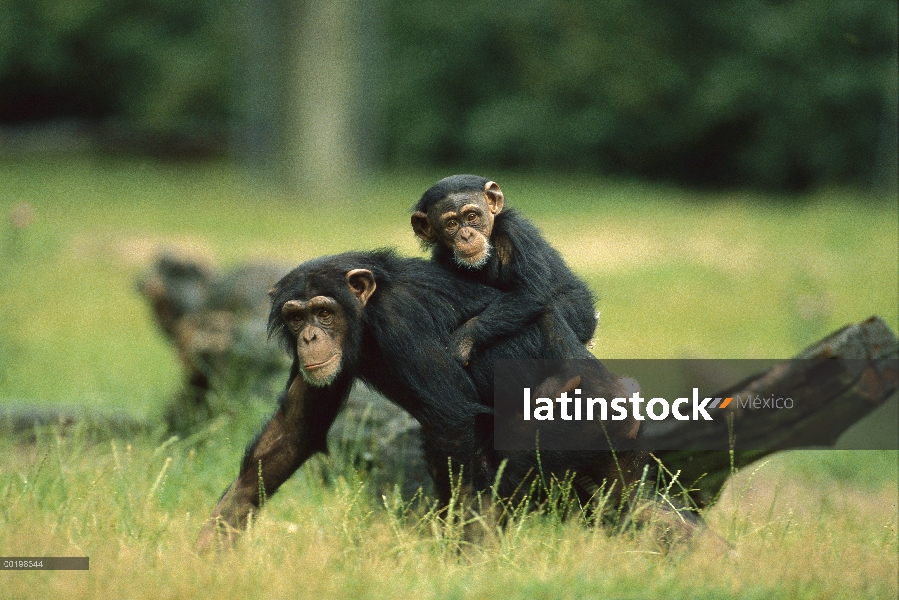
(450, 213, 596, 364)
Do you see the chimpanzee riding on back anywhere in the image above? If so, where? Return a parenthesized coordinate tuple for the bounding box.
(411, 174, 598, 365)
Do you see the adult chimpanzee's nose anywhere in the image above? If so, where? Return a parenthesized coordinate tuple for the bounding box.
(302, 327, 318, 343)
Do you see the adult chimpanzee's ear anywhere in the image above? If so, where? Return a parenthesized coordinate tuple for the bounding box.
(411, 212, 437, 242)
(484, 181, 505, 214)
(346, 269, 376, 306)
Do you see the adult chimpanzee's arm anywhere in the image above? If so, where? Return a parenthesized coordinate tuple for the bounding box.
(196, 374, 350, 551)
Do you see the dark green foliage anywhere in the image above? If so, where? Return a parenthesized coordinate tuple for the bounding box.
(0, 0, 232, 133)
(382, 0, 897, 190)
(1, 0, 895, 189)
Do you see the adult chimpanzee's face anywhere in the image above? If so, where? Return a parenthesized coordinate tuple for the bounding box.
(276, 268, 376, 387)
(281, 295, 348, 386)
(411, 181, 505, 269)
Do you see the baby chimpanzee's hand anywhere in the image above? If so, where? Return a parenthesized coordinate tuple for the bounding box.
(449, 318, 478, 367)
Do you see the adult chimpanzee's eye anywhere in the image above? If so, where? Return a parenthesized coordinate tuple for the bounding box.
(318, 310, 333, 325)
(445, 220, 458, 232)
(466, 213, 478, 224)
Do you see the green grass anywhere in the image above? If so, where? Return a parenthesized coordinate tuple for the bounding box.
(0, 426, 896, 598)
(0, 157, 897, 598)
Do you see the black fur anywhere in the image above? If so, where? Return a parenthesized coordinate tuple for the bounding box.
(415, 174, 598, 358)
(265, 250, 632, 500)
(267, 250, 495, 490)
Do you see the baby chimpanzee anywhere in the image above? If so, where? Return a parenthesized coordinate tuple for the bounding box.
(412, 174, 597, 365)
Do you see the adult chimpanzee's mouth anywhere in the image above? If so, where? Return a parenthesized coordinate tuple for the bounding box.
(304, 354, 338, 370)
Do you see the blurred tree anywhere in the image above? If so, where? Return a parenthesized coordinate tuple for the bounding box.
(229, 0, 284, 170)
(282, 0, 361, 193)
(229, 0, 366, 192)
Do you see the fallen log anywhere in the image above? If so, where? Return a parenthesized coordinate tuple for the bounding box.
(651, 316, 898, 508)
(0, 402, 150, 438)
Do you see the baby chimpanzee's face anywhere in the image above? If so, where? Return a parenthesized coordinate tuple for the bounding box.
(428, 192, 495, 267)
(411, 180, 505, 269)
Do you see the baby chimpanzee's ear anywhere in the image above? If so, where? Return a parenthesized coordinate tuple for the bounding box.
(484, 181, 505, 215)
(411, 212, 438, 242)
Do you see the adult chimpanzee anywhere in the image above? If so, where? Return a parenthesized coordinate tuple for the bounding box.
(411, 174, 597, 366)
(196, 250, 657, 551)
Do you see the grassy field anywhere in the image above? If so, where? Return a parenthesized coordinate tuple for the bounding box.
(0, 157, 897, 598)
